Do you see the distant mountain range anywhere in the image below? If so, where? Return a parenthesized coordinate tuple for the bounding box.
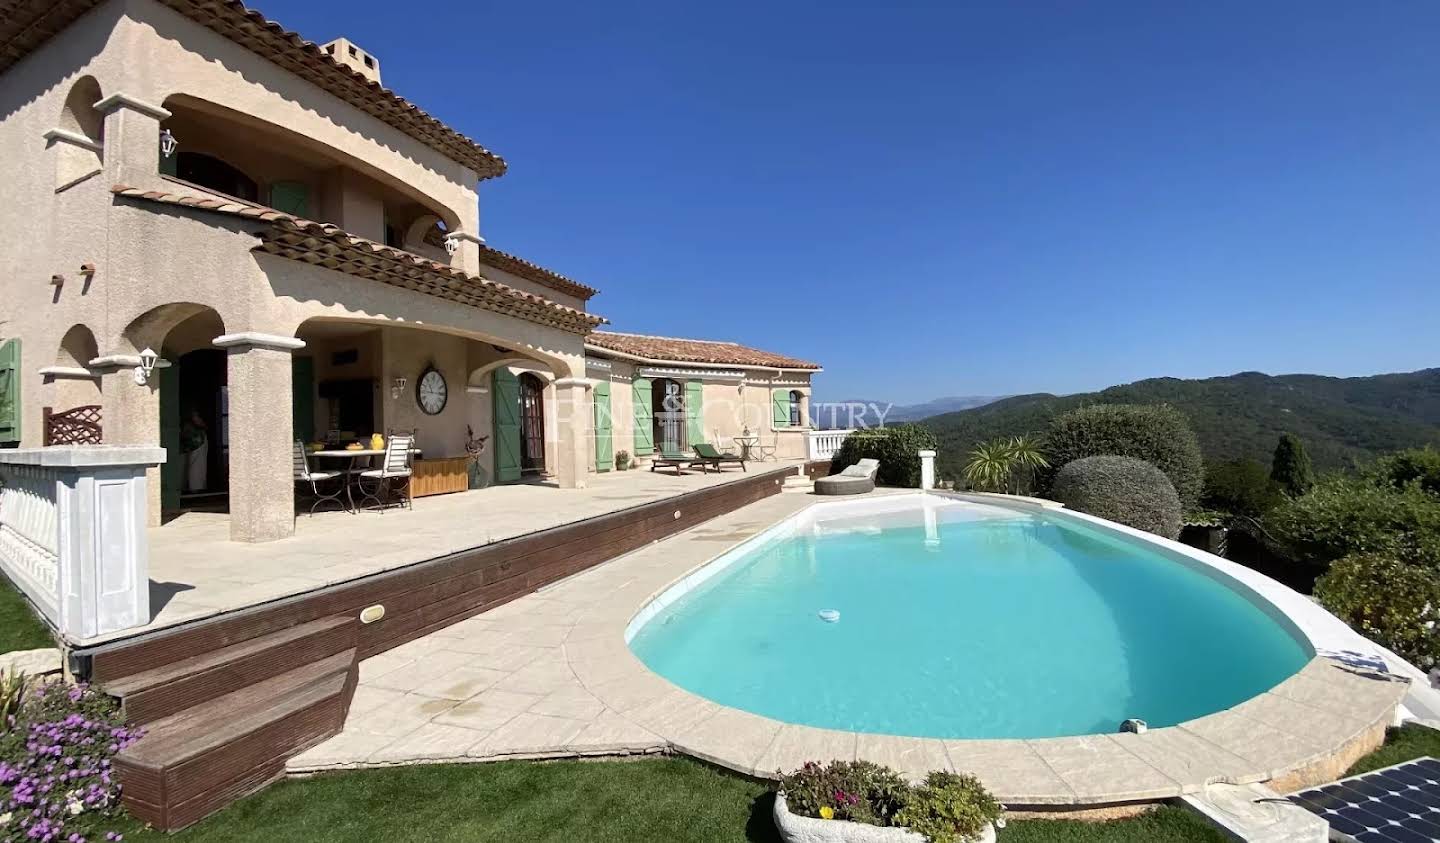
(811, 395, 1006, 428)
(918, 368, 1440, 480)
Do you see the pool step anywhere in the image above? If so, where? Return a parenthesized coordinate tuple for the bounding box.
(114, 648, 357, 831)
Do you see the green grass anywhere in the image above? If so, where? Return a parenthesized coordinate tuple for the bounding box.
(1346, 723, 1440, 777)
(105, 719, 1440, 842)
(120, 756, 1227, 843)
(0, 576, 53, 653)
(996, 807, 1225, 842)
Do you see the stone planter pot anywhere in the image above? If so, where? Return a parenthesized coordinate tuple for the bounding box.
(773, 793, 996, 843)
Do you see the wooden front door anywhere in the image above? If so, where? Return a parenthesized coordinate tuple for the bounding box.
(519, 373, 546, 473)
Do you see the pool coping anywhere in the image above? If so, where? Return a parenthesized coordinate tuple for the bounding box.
(569, 491, 1411, 807)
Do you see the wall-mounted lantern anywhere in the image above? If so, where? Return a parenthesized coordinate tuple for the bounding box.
(443, 235, 459, 256)
(390, 376, 408, 400)
(133, 347, 159, 386)
(159, 128, 178, 159)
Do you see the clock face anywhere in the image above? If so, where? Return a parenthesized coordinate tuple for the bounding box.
(417, 367, 447, 415)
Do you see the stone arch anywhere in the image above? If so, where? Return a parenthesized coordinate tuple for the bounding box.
(123, 302, 224, 356)
(54, 76, 103, 188)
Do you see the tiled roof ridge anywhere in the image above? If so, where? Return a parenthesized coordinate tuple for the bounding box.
(585, 330, 821, 371)
(111, 184, 605, 335)
(476, 244, 597, 300)
(592, 330, 746, 347)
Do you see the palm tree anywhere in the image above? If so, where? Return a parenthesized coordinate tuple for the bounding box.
(1006, 435, 1050, 494)
(963, 436, 1051, 494)
(963, 439, 1014, 492)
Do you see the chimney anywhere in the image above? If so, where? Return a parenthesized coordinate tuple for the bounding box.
(321, 38, 381, 85)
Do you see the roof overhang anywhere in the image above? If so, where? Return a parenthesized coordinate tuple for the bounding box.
(113, 185, 604, 335)
(0, 0, 506, 179)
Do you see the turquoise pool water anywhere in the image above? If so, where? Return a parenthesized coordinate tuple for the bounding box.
(628, 500, 1311, 739)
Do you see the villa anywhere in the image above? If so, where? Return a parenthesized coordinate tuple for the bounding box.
(0, 0, 822, 545)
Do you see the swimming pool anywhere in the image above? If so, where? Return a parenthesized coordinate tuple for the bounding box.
(627, 495, 1312, 740)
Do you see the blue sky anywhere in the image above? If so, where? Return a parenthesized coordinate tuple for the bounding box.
(267, 1, 1440, 403)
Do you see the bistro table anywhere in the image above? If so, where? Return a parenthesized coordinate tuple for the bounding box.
(732, 435, 760, 462)
(310, 448, 422, 512)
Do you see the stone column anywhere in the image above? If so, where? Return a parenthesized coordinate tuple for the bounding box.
(215, 333, 305, 543)
(96, 93, 171, 189)
(90, 355, 167, 526)
(552, 377, 593, 490)
(919, 449, 936, 491)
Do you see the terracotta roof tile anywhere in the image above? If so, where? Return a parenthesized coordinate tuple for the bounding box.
(586, 331, 821, 371)
(112, 184, 605, 335)
(0, 0, 505, 178)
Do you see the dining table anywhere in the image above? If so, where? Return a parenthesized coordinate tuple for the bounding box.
(310, 447, 422, 512)
(732, 435, 760, 462)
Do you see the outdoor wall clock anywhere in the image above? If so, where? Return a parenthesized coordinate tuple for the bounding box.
(416, 365, 448, 415)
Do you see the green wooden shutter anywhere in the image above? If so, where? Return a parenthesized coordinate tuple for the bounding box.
(492, 369, 522, 483)
(0, 339, 20, 444)
(593, 380, 613, 472)
(631, 377, 653, 455)
(269, 181, 310, 216)
(772, 389, 791, 427)
(159, 364, 181, 511)
(685, 381, 704, 447)
(291, 356, 315, 442)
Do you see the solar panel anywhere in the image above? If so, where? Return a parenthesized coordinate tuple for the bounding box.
(1290, 756, 1440, 842)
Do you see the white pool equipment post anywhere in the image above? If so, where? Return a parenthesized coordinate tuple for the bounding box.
(918, 449, 936, 490)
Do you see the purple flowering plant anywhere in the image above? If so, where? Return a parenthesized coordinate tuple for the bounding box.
(1, 678, 142, 843)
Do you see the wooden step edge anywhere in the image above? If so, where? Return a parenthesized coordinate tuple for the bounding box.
(118, 619, 356, 725)
(120, 650, 355, 767)
(105, 614, 353, 696)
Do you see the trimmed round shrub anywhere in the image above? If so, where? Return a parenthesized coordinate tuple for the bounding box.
(1315, 553, 1440, 669)
(1041, 403, 1204, 508)
(832, 424, 938, 488)
(1052, 455, 1183, 539)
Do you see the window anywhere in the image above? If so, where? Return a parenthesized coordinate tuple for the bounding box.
(789, 390, 804, 427)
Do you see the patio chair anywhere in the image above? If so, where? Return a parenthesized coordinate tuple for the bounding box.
(355, 434, 415, 513)
(650, 445, 701, 475)
(292, 440, 348, 515)
(692, 442, 746, 473)
(814, 458, 879, 496)
(752, 430, 779, 462)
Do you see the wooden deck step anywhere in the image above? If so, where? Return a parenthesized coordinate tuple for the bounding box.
(116, 648, 357, 831)
(104, 615, 355, 724)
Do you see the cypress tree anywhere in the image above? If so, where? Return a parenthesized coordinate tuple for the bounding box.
(1271, 433, 1315, 497)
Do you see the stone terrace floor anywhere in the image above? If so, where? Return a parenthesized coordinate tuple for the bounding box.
(109, 460, 805, 645)
(289, 491, 821, 772)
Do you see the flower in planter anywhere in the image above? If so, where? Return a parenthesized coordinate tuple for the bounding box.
(819, 806, 835, 820)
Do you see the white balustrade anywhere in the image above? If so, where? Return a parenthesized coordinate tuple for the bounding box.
(0, 446, 166, 641)
(805, 429, 855, 461)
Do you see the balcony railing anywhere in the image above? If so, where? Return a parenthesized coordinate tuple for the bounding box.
(805, 429, 855, 461)
(0, 446, 165, 641)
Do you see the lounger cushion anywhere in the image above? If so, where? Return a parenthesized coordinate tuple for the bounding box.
(814, 475, 875, 496)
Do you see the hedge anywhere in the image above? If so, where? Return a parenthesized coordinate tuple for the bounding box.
(832, 424, 938, 489)
(1041, 403, 1205, 509)
(1052, 455, 1183, 539)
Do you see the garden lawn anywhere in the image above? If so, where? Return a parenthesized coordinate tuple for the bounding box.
(0, 576, 52, 653)
(123, 757, 1224, 843)
(112, 724, 1440, 843)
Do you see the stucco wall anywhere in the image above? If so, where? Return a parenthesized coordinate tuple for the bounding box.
(581, 356, 814, 468)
